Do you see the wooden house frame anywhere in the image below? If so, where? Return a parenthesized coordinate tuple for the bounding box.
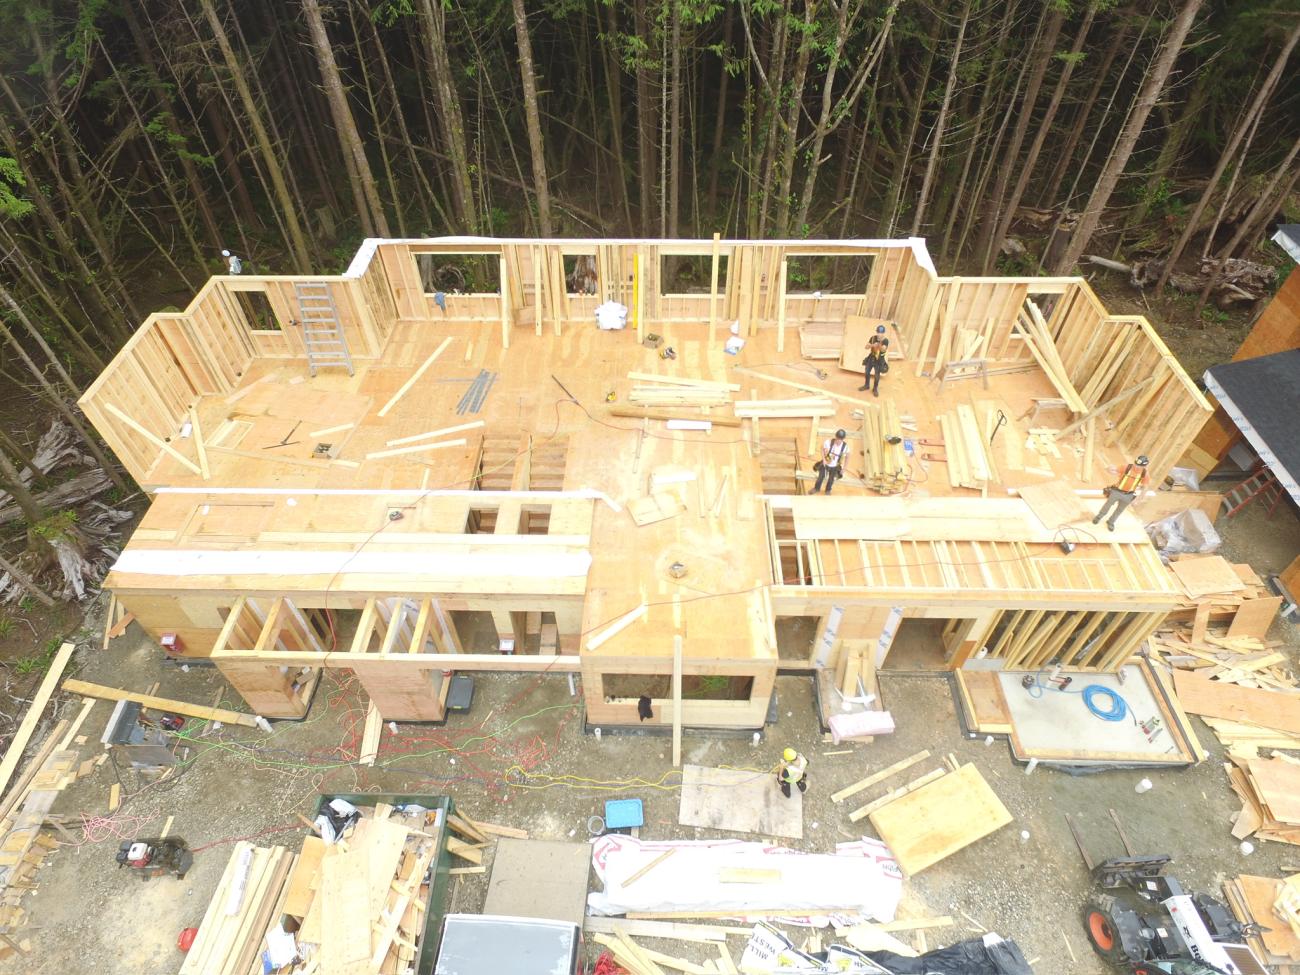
(79, 237, 1210, 729)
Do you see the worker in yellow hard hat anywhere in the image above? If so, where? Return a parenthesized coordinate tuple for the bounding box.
(777, 747, 808, 799)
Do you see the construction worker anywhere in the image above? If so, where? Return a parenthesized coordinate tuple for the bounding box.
(859, 324, 890, 397)
(814, 429, 849, 494)
(777, 747, 808, 798)
(1093, 455, 1149, 531)
(220, 248, 243, 275)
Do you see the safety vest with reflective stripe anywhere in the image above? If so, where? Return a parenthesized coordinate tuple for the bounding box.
(780, 754, 807, 783)
(1115, 464, 1146, 494)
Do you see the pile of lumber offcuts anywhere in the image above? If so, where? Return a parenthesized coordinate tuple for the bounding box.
(182, 802, 448, 975)
(937, 406, 995, 492)
(1227, 754, 1300, 846)
(1223, 874, 1300, 973)
(858, 400, 906, 493)
(1161, 554, 1283, 648)
(626, 372, 738, 408)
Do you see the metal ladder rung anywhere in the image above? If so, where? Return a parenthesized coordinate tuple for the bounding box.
(294, 281, 353, 378)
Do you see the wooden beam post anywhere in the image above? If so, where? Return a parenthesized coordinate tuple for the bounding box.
(500, 255, 511, 350)
(776, 258, 788, 354)
(709, 233, 720, 343)
(635, 251, 646, 345)
(672, 634, 683, 767)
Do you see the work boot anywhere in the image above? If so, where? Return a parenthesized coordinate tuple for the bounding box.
(858, 385, 869, 391)
(797, 778, 807, 794)
(780, 781, 791, 799)
(872, 388, 879, 397)
(1107, 522, 1116, 531)
(1091, 516, 1101, 525)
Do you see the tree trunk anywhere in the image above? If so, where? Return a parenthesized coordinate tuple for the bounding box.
(197, 0, 312, 270)
(511, 0, 554, 235)
(1055, 0, 1205, 275)
(1156, 20, 1300, 295)
(877, 37, 934, 237)
(301, 0, 391, 237)
(706, 6, 733, 220)
(976, 3, 1065, 272)
(602, 0, 635, 231)
(345, 0, 405, 236)
(634, 0, 659, 235)
(0, 289, 128, 492)
(0, 550, 56, 608)
(666, 0, 682, 237)
(772, 2, 815, 238)
(1193, 130, 1300, 317)
(418, 0, 477, 231)
(911, 0, 970, 236)
(990, 2, 1097, 260)
(0, 448, 45, 527)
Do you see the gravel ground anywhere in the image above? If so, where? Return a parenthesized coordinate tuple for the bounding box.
(1, 511, 1296, 975)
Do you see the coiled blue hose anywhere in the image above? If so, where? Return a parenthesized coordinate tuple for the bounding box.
(1082, 684, 1128, 722)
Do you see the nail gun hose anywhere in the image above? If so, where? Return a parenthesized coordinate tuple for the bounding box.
(1083, 684, 1128, 722)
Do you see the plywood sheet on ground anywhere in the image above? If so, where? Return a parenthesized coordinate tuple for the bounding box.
(678, 764, 802, 839)
(1174, 669, 1300, 736)
(1235, 874, 1300, 961)
(1247, 759, 1300, 825)
(1171, 556, 1248, 599)
(483, 838, 592, 927)
(998, 664, 1193, 765)
(867, 764, 1011, 875)
(1227, 596, 1282, 641)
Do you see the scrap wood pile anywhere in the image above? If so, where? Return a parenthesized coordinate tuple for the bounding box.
(1226, 754, 1300, 846)
(1223, 874, 1300, 973)
(1150, 554, 1294, 755)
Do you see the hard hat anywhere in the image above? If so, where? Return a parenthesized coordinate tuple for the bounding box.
(221, 249, 231, 257)
(783, 747, 797, 762)
(875, 324, 887, 334)
(835, 429, 846, 439)
(1136, 455, 1149, 466)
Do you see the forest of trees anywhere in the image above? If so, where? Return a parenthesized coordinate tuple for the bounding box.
(0, 0, 1298, 380)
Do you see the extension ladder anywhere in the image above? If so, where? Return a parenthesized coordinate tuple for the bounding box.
(1220, 467, 1283, 518)
(294, 282, 353, 377)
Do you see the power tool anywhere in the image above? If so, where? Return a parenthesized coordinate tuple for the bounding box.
(116, 838, 193, 880)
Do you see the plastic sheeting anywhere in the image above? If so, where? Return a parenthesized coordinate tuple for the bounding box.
(587, 835, 903, 922)
(866, 934, 1035, 975)
(1146, 507, 1222, 561)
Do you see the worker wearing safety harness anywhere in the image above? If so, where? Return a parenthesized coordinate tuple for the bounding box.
(777, 747, 808, 799)
(1092, 455, 1149, 531)
(859, 324, 890, 397)
(814, 429, 849, 495)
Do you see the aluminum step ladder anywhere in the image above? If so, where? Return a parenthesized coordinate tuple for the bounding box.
(294, 282, 353, 377)
(1220, 467, 1282, 518)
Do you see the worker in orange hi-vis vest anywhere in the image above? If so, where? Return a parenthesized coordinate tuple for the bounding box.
(1092, 455, 1149, 531)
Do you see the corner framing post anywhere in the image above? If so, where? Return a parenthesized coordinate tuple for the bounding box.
(709, 232, 720, 343)
(500, 255, 511, 350)
(776, 258, 788, 354)
(635, 251, 646, 345)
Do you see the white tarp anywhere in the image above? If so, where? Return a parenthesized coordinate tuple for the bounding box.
(587, 835, 903, 922)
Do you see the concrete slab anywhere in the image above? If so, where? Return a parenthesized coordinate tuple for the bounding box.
(483, 838, 591, 927)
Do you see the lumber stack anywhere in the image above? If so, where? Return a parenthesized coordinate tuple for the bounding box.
(180, 843, 297, 975)
(859, 399, 906, 493)
(733, 397, 835, 419)
(1015, 301, 1086, 413)
(1223, 875, 1300, 973)
(937, 406, 993, 491)
(798, 321, 843, 359)
(626, 372, 737, 408)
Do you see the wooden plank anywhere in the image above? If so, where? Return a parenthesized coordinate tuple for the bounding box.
(586, 605, 647, 651)
(848, 767, 948, 823)
(0, 642, 75, 799)
(61, 678, 261, 727)
(1171, 556, 1247, 599)
(672, 635, 683, 767)
(188, 407, 210, 480)
(584, 918, 733, 943)
(376, 336, 453, 416)
(622, 848, 677, 887)
(469, 819, 530, 840)
(359, 703, 382, 766)
(320, 848, 371, 968)
(867, 764, 1012, 875)
(1246, 759, 1300, 825)
(282, 835, 325, 917)
(718, 867, 781, 884)
(1173, 669, 1300, 736)
(611, 408, 741, 427)
(103, 403, 202, 475)
(1227, 597, 1282, 641)
(385, 420, 486, 447)
(830, 750, 931, 804)
(365, 437, 468, 461)
(627, 372, 741, 392)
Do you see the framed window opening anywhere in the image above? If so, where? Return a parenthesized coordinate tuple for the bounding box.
(232, 290, 282, 332)
(562, 250, 599, 297)
(784, 254, 874, 296)
(660, 253, 728, 297)
(414, 251, 501, 296)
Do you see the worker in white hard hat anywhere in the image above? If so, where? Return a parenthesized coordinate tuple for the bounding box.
(221, 248, 243, 275)
(1092, 455, 1149, 531)
(777, 747, 808, 799)
(814, 429, 848, 495)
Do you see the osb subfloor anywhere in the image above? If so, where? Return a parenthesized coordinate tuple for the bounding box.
(122, 319, 1132, 664)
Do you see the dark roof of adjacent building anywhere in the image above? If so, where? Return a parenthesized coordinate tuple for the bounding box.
(1205, 348, 1300, 505)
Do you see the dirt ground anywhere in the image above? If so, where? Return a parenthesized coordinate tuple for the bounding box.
(3, 495, 1297, 975)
